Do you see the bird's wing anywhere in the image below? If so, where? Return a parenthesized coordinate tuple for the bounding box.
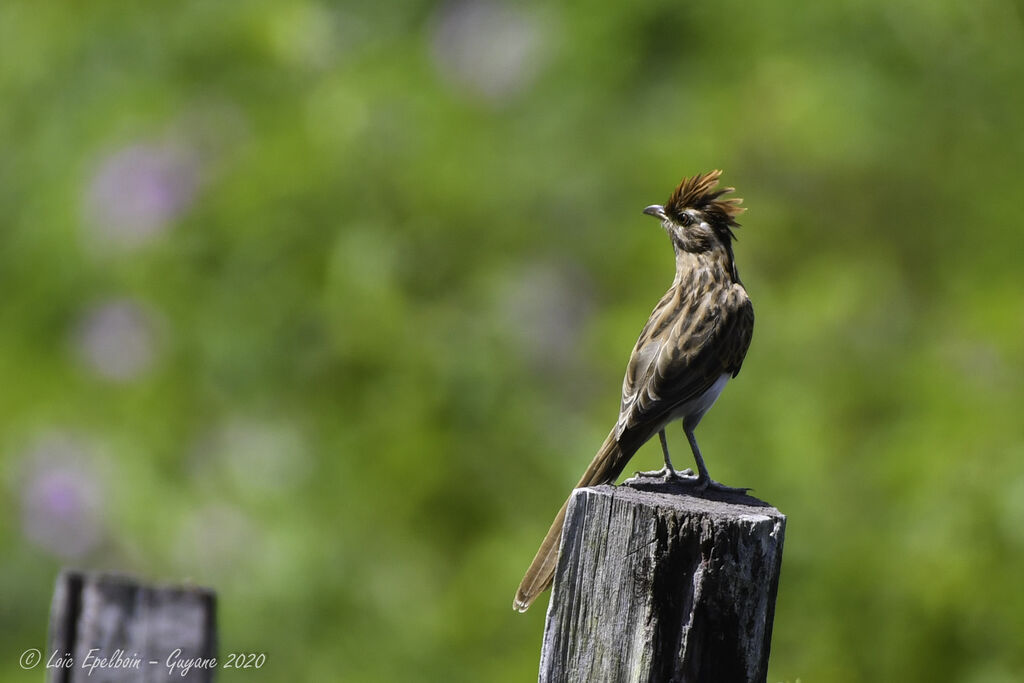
(616, 283, 753, 440)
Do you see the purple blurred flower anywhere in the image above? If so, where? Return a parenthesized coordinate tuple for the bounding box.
(74, 299, 160, 382)
(187, 418, 310, 497)
(497, 262, 594, 370)
(84, 142, 198, 246)
(175, 504, 260, 578)
(217, 419, 310, 494)
(20, 435, 104, 559)
(430, 0, 547, 102)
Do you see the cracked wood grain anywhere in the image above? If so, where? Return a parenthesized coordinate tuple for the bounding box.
(538, 482, 785, 683)
(47, 571, 217, 683)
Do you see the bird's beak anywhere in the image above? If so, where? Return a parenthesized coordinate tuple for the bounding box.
(643, 204, 667, 220)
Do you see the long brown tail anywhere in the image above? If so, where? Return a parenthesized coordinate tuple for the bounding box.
(513, 430, 627, 612)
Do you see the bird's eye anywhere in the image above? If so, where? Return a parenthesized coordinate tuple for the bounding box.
(678, 213, 694, 227)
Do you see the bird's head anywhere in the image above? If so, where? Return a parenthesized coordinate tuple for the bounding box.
(643, 170, 745, 253)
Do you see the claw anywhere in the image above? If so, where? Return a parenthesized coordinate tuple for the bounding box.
(623, 469, 751, 496)
(623, 466, 695, 485)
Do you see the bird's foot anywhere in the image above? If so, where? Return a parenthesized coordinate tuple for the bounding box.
(624, 466, 695, 484)
(624, 470, 751, 495)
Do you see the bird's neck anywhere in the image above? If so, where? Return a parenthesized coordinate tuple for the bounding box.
(672, 242, 740, 287)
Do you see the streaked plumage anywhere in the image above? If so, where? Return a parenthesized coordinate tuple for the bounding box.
(513, 170, 754, 613)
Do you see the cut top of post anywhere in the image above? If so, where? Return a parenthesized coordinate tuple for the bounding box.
(539, 482, 786, 683)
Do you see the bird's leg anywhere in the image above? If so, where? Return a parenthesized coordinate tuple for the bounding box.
(659, 429, 696, 479)
(685, 426, 749, 494)
(625, 429, 694, 482)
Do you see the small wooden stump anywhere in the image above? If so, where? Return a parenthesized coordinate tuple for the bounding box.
(47, 570, 217, 682)
(539, 482, 785, 683)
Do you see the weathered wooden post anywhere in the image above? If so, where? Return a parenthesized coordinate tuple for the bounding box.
(539, 481, 785, 683)
(47, 570, 217, 682)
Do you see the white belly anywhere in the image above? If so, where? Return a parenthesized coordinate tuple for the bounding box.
(666, 372, 730, 427)
(616, 372, 732, 443)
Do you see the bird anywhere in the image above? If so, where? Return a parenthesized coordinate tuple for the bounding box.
(513, 170, 754, 613)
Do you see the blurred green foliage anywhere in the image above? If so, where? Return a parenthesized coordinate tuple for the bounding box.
(1, 0, 1023, 681)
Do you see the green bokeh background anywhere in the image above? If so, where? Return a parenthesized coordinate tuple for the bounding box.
(2, 1, 1023, 681)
